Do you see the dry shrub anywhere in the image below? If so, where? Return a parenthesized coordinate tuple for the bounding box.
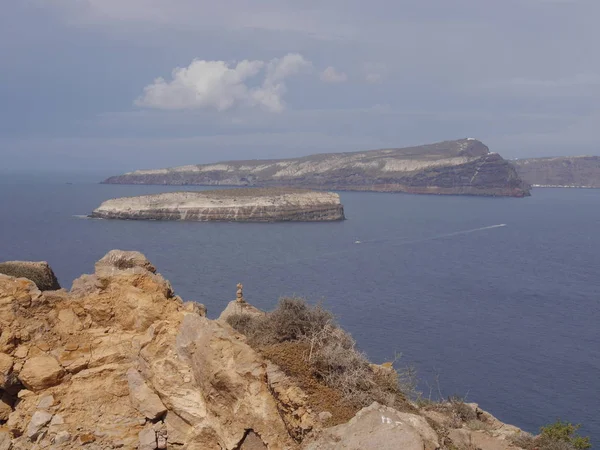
(227, 297, 415, 413)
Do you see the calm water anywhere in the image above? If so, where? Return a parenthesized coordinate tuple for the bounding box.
(1, 173, 599, 444)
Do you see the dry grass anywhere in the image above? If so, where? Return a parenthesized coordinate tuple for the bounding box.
(227, 297, 416, 421)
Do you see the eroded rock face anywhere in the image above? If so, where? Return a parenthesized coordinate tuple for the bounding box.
(0, 251, 298, 449)
(0, 261, 60, 291)
(513, 155, 600, 188)
(90, 189, 346, 222)
(0, 250, 528, 450)
(102, 139, 531, 197)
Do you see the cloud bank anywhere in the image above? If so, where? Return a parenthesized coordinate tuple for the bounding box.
(136, 53, 312, 113)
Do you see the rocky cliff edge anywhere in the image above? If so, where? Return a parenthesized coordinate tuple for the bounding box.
(0, 251, 529, 449)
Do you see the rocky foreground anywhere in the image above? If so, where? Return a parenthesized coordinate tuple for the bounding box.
(512, 156, 600, 188)
(90, 189, 345, 222)
(103, 139, 531, 198)
(0, 251, 535, 449)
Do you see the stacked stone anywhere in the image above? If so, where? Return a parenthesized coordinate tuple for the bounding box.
(236, 283, 245, 303)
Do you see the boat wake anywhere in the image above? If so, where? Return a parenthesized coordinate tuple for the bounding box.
(273, 224, 508, 267)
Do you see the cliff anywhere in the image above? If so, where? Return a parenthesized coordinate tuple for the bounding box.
(102, 139, 531, 197)
(512, 156, 600, 188)
(0, 251, 534, 450)
(90, 188, 345, 222)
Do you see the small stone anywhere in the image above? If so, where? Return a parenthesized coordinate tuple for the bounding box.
(17, 389, 34, 399)
(19, 356, 64, 391)
(13, 346, 29, 359)
(54, 431, 71, 445)
(138, 427, 157, 450)
(79, 433, 96, 444)
(50, 414, 65, 426)
(64, 342, 79, 352)
(318, 411, 333, 422)
(26, 410, 53, 440)
(36, 342, 50, 352)
(37, 395, 55, 410)
(0, 353, 13, 387)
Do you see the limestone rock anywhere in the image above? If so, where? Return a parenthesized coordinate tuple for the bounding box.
(304, 402, 439, 450)
(127, 368, 167, 420)
(18, 356, 64, 391)
(26, 410, 53, 440)
(53, 431, 71, 445)
(0, 261, 60, 291)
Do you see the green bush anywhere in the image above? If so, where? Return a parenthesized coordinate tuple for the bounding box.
(537, 420, 591, 450)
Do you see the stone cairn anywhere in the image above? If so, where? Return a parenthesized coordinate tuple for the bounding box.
(236, 283, 245, 303)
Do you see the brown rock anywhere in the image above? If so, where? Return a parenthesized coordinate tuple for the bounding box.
(19, 356, 64, 391)
(0, 353, 13, 388)
(79, 433, 96, 444)
(127, 368, 167, 420)
(0, 429, 12, 450)
(0, 261, 61, 291)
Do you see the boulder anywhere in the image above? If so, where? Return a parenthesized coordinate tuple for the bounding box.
(19, 356, 64, 391)
(304, 402, 439, 450)
(218, 300, 265, 323)
(95, 250, 157, 275)
(0, 261, 60, 291)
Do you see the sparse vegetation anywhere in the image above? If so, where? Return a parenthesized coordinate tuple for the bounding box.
(226, 297, 417, 423)
(509, 420, 591, 450)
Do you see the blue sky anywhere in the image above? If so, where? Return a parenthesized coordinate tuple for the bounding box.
(1, 0, 598, 172)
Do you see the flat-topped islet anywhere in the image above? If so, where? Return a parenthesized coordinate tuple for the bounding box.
(90, 188, 345, 222)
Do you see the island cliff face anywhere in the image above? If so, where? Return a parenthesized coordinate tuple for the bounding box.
(90, 188, 345, 222)
(0, 251, 531, 450)
(103, 139, 531, 198)
(512, 156, 600, 188)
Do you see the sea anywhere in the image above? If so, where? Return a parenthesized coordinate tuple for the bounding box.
(1, 172, 598, 445)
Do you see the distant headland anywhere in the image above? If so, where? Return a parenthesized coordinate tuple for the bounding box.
(101, 139, 531, 198)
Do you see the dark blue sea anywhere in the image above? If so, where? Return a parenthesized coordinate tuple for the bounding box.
(1, 172, 599, 445)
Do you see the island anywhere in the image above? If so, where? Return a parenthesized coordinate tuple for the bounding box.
(90, 188, 345, 222)
(512, 156, 600, 188)
(102, 138, 531, 198)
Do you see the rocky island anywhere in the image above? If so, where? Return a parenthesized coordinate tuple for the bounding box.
(102, 139, 531, 198)
(1, 250, 580, 450)
(90, 188, 345, 222)
(512, 156, 600, 188)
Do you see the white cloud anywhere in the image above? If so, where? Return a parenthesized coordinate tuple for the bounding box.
(320, 66, 347, 83)
(136, 53, 312, 113)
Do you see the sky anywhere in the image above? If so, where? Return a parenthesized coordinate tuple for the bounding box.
(1, 0, 598, 173)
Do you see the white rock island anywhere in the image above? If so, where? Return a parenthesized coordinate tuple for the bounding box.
(90, 188, 345, 222)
